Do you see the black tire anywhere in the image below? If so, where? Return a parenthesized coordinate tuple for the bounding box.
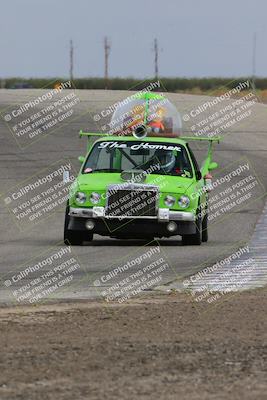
(64, 205, 86, 246)
(202, 211, 208, 242)
(182, 209, 202, 246)
(64, 230, 84, 246)
(83, 233, 94, 243)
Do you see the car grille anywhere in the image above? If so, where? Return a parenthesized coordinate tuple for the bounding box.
(106, 184, 159, 218)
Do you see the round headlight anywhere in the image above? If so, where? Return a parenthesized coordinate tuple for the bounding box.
(164, 195, 175, 207)
(178, 195, 190, 208)
(75, 191, 86, 204)
(90, 192, 101, 204)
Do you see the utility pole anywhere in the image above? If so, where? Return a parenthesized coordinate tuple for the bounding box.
(104, 36, 111, 89)
(252, 32, 257, 91)
(70, 39, 74, 82)
(154, 38, 159, 79)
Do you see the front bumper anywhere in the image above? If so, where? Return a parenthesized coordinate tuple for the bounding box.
(69, 206, 195, 222)
(67, 207, 196, 238)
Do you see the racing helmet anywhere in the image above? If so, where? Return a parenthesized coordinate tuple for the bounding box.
(154, 149, 176, 173)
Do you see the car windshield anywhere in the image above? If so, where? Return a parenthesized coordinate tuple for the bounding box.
(83, 141, 193, 177)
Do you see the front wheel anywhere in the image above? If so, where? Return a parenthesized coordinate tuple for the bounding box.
(202, 211, 208, 242)
(64, 230, 84, 246)
(182, 210, 202, 246)
(64, 206, 89, 245)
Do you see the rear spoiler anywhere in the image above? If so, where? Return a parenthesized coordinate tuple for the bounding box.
(181, 136, 221, 176)
(180, 136, 221, 143)
(79, 131, 108, 137)
(80, 131, 222, 142)
(79, 130, 110, 151)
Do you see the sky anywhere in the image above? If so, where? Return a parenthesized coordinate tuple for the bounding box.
(0, 0, 266, 78)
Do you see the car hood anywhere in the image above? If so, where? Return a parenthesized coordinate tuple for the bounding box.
(76, 173, 195, 194)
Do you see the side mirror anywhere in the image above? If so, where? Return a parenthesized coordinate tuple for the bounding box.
(196, 170, 202, 180)
(78, 156, 85, 164)
(209, 162, 218, 171)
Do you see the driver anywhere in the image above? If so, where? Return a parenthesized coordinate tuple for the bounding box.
(154, 149, 176, 172)
(139, 149, 176, 174)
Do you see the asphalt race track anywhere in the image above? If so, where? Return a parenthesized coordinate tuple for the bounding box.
(0, 89, 266, 304)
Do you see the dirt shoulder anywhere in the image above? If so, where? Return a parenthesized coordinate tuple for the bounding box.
(0, 289, 267, 400)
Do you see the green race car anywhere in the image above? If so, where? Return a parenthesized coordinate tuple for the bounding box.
(64, 93, 219, 245)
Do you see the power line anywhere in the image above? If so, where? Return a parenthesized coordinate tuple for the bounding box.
(70, 39, 74, 82)
(154, 38, 159, 79)
(104, 36, 111, 89)
(252, 32, 257, 91)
